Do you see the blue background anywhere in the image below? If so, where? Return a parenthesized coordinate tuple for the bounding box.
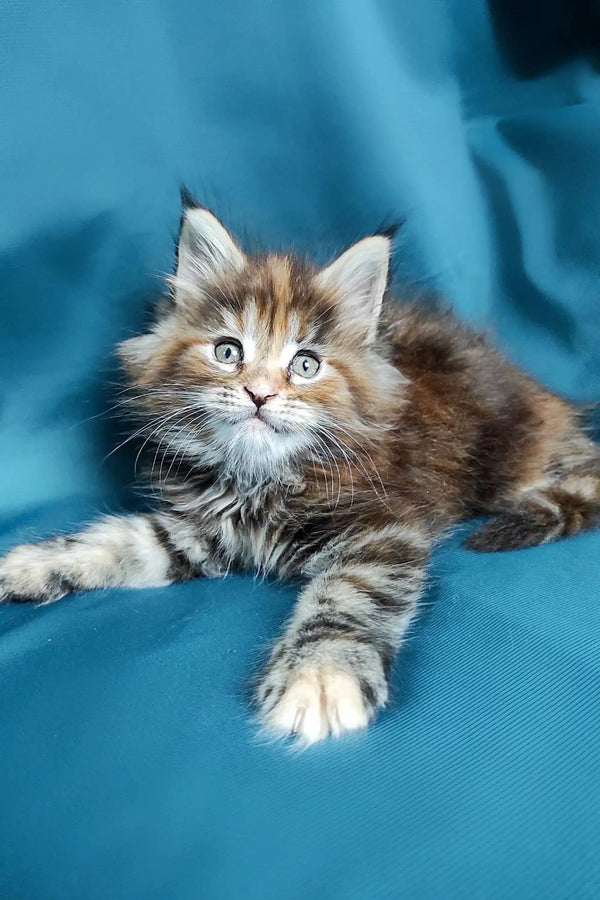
(1, 2, 599, 897)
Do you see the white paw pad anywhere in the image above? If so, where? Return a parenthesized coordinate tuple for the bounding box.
(264, 666, 370, 744)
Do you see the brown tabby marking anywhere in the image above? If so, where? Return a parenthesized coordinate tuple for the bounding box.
(1, 198, 598, 744)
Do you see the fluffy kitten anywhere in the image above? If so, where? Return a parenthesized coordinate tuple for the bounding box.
(1, 195, 599, 744)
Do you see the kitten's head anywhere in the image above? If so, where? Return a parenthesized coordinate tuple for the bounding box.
(119, 198, 405, 483)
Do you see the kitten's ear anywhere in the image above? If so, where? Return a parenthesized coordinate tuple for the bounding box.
(174, 197, 245, 298)
(315, 235, 391, 343)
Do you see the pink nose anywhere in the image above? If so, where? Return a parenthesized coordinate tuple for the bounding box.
(244, 386, 278, 409)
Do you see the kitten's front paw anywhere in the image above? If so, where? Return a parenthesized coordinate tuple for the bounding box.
(257, 647, 388, 744)
(260, 665, 370, 744)
(0, 541, 73, 604)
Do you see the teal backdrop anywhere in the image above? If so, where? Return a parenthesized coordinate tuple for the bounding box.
(1, 2, 599, 897)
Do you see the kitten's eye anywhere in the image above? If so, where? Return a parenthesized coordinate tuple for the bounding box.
(291, 352, 320, 379)
(214, 340, 243, 364)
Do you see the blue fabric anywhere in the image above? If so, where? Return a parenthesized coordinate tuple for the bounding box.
(1, 2, 599, 897)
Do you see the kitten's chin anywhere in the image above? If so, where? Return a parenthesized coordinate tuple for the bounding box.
(217, 417, 308, 483)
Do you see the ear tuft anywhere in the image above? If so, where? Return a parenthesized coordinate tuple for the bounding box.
(315, 235, 391, 343)
(179, 184, 199, 210)
(374, 219, 405, 240)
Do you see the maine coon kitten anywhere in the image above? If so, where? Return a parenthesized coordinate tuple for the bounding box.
(1, 195, 599, 744)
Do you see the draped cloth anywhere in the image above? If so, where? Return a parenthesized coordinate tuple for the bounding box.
(0, 2, 598, 896)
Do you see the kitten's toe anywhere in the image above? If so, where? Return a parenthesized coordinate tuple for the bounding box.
(270, 668, 329, 744)
(259, 664, 372, 745)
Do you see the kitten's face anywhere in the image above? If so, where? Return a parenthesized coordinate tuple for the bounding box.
(119, 206, 403, 482)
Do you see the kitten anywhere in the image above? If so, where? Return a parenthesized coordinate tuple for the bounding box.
(1, 194, 599, 744)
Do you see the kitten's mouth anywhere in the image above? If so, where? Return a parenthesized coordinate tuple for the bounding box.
(250, 415, 269, 428)
(231, 405, 286, 435)
(246, 411, 281, 434)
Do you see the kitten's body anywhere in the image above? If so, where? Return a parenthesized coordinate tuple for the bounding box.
(1, 199, 599, 743)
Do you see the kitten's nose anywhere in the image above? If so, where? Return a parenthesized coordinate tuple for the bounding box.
(244, 386, 278, 409)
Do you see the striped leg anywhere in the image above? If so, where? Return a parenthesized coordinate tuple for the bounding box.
(466, 470, 600, 552)
(0, 513, 215, 604)
(467, 437, 600, 552)
(257, 524, 431, 744)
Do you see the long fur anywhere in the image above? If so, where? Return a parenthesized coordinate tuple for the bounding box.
(1, 202, 599, 744)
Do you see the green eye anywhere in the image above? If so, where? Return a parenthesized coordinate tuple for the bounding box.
(214, 340, 243, 364)
(291, 352, 320, 379)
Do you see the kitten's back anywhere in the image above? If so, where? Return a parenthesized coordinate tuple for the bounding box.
(382, 300, 600, 548)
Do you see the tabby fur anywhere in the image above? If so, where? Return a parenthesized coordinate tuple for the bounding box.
(1, 195, 598, 743)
